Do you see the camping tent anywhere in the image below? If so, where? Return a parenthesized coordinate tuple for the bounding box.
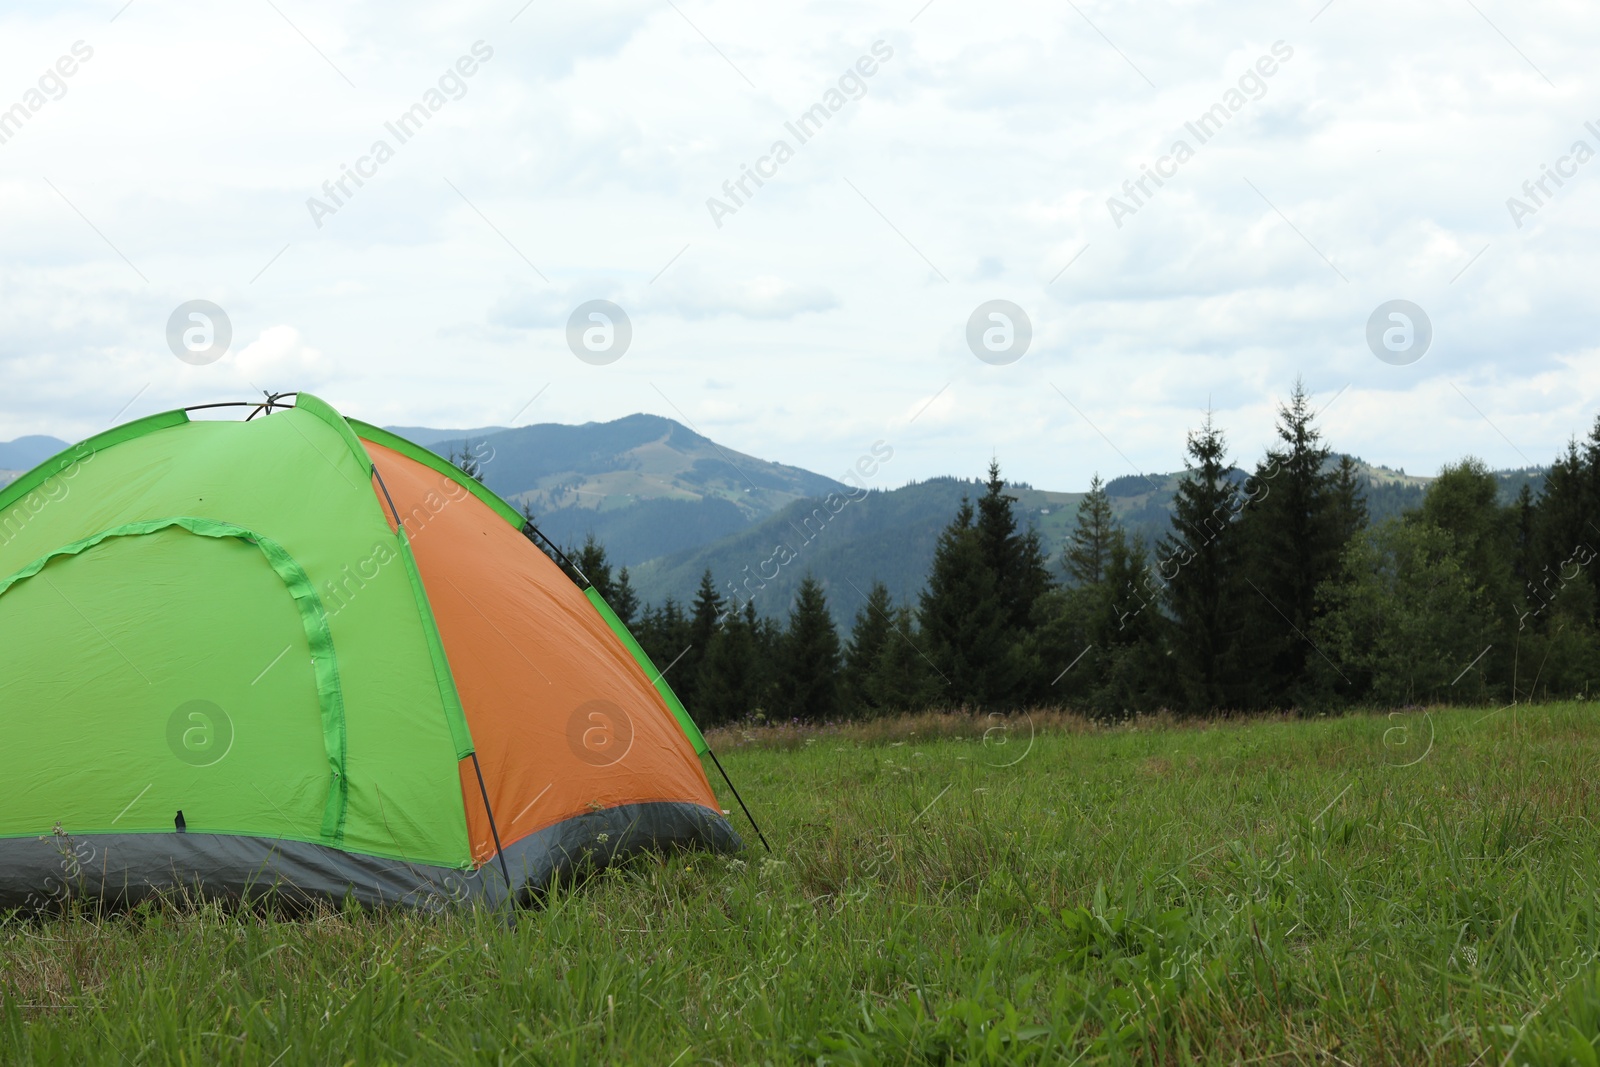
(0, 394, 739, 911)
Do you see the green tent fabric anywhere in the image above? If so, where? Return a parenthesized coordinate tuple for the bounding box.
(0, 402, 468, 866)
(0, 396, 737, 911)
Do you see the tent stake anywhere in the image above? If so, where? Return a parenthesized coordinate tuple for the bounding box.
(706, 747, 770, 852)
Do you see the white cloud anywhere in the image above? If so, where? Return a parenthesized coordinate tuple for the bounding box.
(644, 270, 838, 320)
(0, 0, 1597, 490)
(230, 325, 331, 387)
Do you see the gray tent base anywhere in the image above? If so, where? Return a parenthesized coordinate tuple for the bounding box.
(0, 801, 741, 913)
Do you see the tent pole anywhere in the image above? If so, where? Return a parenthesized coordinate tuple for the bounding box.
(470, 752, 516, 902)
(521, 521, 590, 586)
(706, 747, 770, 852)
(372, 466, 405, 528)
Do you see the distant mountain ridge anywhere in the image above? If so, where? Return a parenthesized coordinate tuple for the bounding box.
(0, 420, 1546, 623)
(383, 426, 510, 448)
(0, 435, 70, 489)
(0, 435, 68, 475)
(405, 414, 851, 569)
(626, 461, 1544, 623)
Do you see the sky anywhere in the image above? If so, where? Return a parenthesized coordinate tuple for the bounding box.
(1, 0, 1597, 492)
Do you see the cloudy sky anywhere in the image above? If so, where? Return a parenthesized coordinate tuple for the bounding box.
(1, 0, 1596, 491)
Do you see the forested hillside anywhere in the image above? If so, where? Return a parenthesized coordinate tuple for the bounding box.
(523, 384, 1594, 723)
(1, 419, 1543, 624)
(625, 460, 1540, 624)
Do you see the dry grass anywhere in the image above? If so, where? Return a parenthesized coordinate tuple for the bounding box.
(705, 706, 1106, 752)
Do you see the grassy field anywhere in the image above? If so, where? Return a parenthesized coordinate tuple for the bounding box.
(5, 703, 1600, 1064)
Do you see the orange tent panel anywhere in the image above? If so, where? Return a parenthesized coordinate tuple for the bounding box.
(363, 440, 720, 866)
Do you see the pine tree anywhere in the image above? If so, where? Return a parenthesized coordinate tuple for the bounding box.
(1232, 381, 1355, 708)
(1583, 415, 1600, 620)
(778, 576, 842, 721)
(976, 460, 1053, 629)
(1530, 441, 1596, 629)
(697, 608, 760, 726)
(1160, 412, 1243, 712)
(678, 570, 724, 710)
(868, 606, 938, 712)
(748, 601, 784, 717)
(745, 600, 777, 712)
(448, 442, 486, 483)
(612, 566, 640, 628)
(1329, 456, 1370, 550)
(575, 534, 614, 602)
(919, 500, 1008, 707)
(1512, 483, 1537, 589)
(1518, 434, 1600, 697)
(636, 598, 689, 691)
(843, 581, 895, 717)
(1065, 475, 1120, 587)
(1087, 535, 1168, 716)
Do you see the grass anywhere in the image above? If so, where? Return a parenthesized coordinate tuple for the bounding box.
(6, 702, 1600, 1064)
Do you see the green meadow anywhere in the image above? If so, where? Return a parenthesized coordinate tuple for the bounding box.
(5, 702, 1600, 1065)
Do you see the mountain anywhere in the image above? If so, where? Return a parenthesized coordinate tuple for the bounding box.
(383, 426, 510, 448)
(627, 477, 1074, 622)
(3, 417, 1546, 625)
(413, 414, 849, 568)
(0, 435, 69, 488)
(627, 460, 1545, 624)
(0, 436, 68, 469)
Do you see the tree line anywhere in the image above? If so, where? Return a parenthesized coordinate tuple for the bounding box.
(527, 382, 1600, 723)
